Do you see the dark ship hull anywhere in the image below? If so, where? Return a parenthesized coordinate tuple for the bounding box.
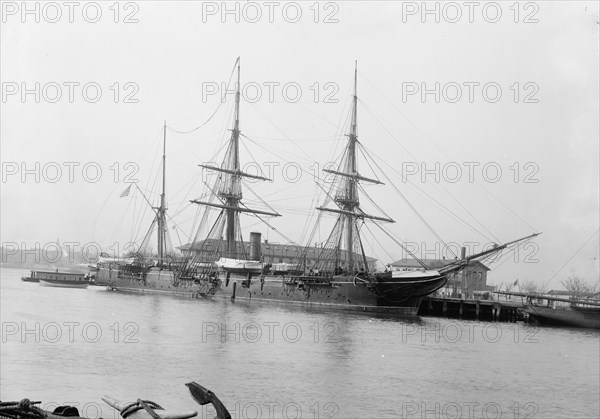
(524, 304, 600, 329)
(98, 265, 447, 316)
(219, 272, 448, 315)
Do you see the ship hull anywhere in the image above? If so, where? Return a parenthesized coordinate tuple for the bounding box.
(98, 265, 447, 316)
(98, 266, 202, 297)
(524, 305, 600, 329)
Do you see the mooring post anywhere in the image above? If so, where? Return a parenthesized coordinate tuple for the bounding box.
(231, 282, 236, 301)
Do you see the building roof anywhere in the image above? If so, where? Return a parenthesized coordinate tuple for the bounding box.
(390, 258, 490, 271)
(178, 239, 378, 262)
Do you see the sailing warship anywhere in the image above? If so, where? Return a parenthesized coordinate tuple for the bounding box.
(97, 58, 538, 315)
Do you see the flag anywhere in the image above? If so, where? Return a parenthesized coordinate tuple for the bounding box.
(513, 279, 519, 286)
(120, 185, 132, 197)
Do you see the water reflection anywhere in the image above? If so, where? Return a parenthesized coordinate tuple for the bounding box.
(1, 268, 599, 418)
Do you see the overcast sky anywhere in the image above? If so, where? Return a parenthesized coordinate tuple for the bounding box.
(1, 1, 598, 290)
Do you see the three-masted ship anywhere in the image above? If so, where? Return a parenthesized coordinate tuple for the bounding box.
(97, 58, 539, 315)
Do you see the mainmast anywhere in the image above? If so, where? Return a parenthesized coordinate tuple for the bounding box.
(224, 59, 242, 257)
(345, 61, 359, 270)
(191, 58, 280, 259)
(157, 120, 167, 262)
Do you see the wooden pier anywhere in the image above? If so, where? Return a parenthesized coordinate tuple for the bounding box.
(418, 296, 525, 322)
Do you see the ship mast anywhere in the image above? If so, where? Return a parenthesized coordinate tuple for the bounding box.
(157, 120, 167, 263)
(345, 61, 359, 270)
(224, 59, 242, 257)
(191, 58, 280, 259)
(316, 61, 394, 273)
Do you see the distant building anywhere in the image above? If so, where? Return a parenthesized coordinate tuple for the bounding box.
(546, 290, 572, 297)
(390, 258, 493, 298)
(178, 239, 378, 271)
(545, 289, 599, 299)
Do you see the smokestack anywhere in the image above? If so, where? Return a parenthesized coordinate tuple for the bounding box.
(249, 232, 262, 261)
(461, 247, 466, 259)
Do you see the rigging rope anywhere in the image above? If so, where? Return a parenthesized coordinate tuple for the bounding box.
(362, 221, 396, 265)
(372, 222, 429, 269)
(539, 229, 599, 291)
(362, 144, 494, 254)
(358, 101, 498, 243)
(357, 79, 536, 235)
(168, 58, 239, 135)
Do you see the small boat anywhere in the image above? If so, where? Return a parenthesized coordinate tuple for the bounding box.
(34, 270, 91, 289)
(524, 294, 600, 329)
(214, 257, 266, 274)
(98, 253, 136, 264)
(39, 278, 90, 288)
(20, 270, 39, 282)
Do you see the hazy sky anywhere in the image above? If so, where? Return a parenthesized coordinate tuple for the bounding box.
(1, 1, 598, 290)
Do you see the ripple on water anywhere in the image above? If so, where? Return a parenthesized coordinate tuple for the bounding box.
(1, 268, 599, 418)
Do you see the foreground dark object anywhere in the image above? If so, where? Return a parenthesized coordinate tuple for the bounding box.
(185, 382, 230, 419)
(0, 383, 231, 419)
(0, 399, 81, 419)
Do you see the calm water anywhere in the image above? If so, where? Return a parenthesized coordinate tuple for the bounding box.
(1, 267, 599, 419)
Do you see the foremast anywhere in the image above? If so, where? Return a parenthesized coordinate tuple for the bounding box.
(316, 62, 394, 274)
